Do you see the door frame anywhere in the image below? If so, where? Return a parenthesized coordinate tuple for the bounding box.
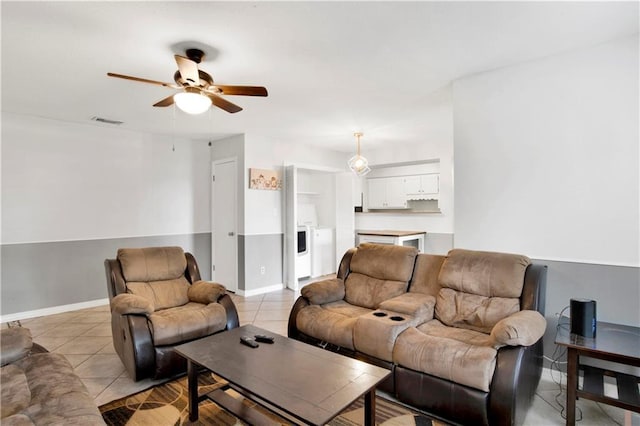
(212, 157, 238, 293)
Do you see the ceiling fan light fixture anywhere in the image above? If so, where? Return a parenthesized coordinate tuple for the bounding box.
(348, 132, 371, 176)
(174, 87, 211, 115)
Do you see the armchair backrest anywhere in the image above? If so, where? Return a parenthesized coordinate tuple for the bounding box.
(105, 247, 202, 311)
(434, 249, 531, 334)
(343, 243, 418, 309)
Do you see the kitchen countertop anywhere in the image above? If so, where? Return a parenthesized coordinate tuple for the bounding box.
(356, 230, 426, 237)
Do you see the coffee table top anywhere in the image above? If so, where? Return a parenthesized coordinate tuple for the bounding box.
(175, 324, 391, 425)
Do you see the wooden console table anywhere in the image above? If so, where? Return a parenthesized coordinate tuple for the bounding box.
(555, 319, 640, 425)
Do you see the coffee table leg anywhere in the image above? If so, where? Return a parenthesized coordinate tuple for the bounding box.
(566, 348, 578, 426)
(187, 360, 199, 421)
(364, 389, 375, 426)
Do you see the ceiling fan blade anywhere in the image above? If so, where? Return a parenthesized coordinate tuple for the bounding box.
(213, 85, 268, 97)
(207, 93, 243, 113)
(174, 55, 200, 86)
(153, 95, 175, 107)
(107, 72, 178, 88)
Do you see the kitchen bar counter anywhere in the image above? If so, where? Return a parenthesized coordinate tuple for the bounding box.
(356, 230, 426, 252)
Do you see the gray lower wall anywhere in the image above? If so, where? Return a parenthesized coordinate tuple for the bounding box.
(536, 258, 639, 368)
(239, 234, 283, 292)
(423, 233, 454, 255)
(1, 233, 211, 316)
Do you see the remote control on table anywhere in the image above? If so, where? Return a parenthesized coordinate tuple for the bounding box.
(240, 336, 259, 348)
(254, 334, 274, 344)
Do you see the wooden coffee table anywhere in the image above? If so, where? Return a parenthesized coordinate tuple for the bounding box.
(175, 324, 391, 425)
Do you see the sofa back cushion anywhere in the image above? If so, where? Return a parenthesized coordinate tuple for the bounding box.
(408, 254, 446, 297)
(344, 244, 418, 309)
(435, 249, 530, 333)
(118, 247, 187, 282)
(118, 247, 190, 311)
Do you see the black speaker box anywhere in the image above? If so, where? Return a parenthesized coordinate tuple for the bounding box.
(570, 299, 597, 338)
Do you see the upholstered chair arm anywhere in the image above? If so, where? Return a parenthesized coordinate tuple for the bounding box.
(188, 281, 227, 304)
(490, 310, 547, 348)
(301, 278, 345, 305)
(110, 293, 155, 315)
(0, 327, 33, 366)
(378, 293, 436, 322)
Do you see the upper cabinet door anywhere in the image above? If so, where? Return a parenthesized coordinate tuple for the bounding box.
(421, 174, 439, 194)
(367, 178, 387, 209)
(385, 176, 408, 208)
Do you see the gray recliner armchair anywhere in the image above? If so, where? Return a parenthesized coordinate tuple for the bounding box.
(104, 246, 239, 381)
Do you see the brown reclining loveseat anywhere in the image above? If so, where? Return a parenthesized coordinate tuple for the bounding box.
(288, 243, 547, 425)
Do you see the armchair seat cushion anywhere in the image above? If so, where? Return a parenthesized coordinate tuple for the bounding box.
(393, 321, 497, 392)
(296, 301, 372, 349)
(149, 302, 227, 346)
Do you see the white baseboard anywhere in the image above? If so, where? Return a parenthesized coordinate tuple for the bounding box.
(236, 284, 284, 297)
(1, 298, 110, 323)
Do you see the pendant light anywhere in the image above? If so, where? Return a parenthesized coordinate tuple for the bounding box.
(348, 132, 371, 176)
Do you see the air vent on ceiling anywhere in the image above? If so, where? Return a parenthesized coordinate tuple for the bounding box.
(90, 116, 123, 125)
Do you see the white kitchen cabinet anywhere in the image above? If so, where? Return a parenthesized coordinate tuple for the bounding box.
(405, 174, 439, 200)
(367, 177, 407, 209)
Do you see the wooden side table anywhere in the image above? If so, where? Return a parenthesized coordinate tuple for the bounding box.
(555, 319, 640, 425)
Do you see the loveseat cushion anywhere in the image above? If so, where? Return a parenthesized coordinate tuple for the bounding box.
(127, 277, 190, 311)
(344, 244, 418, 309)
(438, 249, 530, 298)
(149, 302, 227, 346)
(490, 310, 547, 347)
(435, 249, 530, 333)
(435, 288, 520, 334)
(393, 321, 497, 392)
(378, 293, 436, 319)
(118, 246, 187, 282)
(295, 301, 372, 349)
(1, 364, 30, 418)
(1, 328, 32, 367)
(408, 254, 446, 297)
(301, 278, 345, 305)
(6, 352, 104, 425)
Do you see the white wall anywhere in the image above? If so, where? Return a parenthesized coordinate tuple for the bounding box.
(452, 35, 639, 266)
(355, 86, 455, 235)
(1, 113, 211, 244)
(243, 134, 346, 236)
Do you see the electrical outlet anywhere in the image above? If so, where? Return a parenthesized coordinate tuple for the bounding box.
(260, 266, 266, 275)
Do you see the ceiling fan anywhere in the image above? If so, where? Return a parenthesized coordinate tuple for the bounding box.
(107, 48, 268, 114)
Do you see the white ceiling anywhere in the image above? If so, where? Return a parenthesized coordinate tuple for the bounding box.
(2, 1, 637, 152)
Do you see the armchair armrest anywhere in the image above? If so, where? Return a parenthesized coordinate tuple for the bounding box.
(301, 278, 345, 305)
(188, 280, 227, 304)
(111, 293, 154, 315)
(1, 327, 33, 366)
(490, 310, 546, 348)
(378, 293, 436, 322)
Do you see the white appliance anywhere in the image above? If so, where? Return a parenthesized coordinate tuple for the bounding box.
(311, 228, 334, 277)
(296, 204, 317, 279)
(296, 225, 311, 279)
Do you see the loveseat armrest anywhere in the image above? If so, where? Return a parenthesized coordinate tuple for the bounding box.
(301, 278, 345, 305)
(111, 293, 154, 315)
(490, 310, 546, 348)
(0, 327, 33, 366)
(378, 293, 436, 323)
(188, 280, 227, 304)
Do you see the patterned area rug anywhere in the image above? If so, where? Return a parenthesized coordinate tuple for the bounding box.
(100, 372, 447, 425)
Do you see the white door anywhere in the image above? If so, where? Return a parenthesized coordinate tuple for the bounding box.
(335, 173, 355, 269)
(212, 158, 237, 293)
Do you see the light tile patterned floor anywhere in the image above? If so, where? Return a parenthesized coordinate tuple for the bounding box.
(14, 288, 635, 425)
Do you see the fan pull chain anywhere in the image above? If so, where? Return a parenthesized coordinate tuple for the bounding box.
(172, 104, 176, 152)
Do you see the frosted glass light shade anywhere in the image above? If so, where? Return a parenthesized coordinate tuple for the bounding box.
(348, 154, 371, 176)
(174, 92, 212, 115)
